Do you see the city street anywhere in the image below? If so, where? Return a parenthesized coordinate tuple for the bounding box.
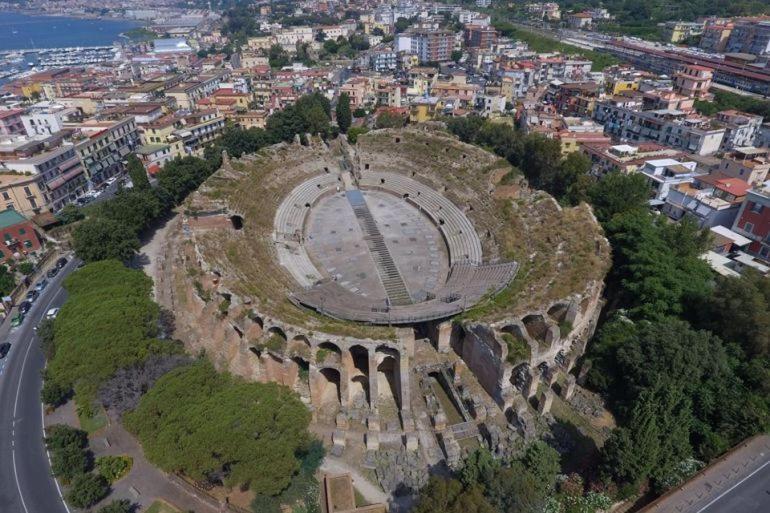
(0, 258, 78, 513)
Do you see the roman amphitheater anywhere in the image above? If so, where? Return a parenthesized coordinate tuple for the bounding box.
(156, 125, 612, 493)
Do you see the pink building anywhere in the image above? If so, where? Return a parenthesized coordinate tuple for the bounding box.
(0, 109, 25, 136)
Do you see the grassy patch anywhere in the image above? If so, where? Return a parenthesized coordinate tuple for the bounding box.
(493, 22, 619, 71)
(144, 500, 181, 513)
(77, 404, 108, 434)
(502, 333, 531, 365)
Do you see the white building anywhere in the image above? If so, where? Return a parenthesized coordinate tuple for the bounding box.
(640, 158, 699, 202)
(21, 102, 80, 137)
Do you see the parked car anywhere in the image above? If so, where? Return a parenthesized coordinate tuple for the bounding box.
(25, 290, 38, 302)
(35, 279, 48, 292)
(45, 308, 60, 320)
(18, 301, 31, 314)
(56, 257, 68, 269)
(10, 315, 23, 328)
(0, 342, 10, 358)
(46, 267, 59, 278)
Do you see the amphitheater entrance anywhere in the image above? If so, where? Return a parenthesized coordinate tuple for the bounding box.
(376, 347, 401, 421)
(315, 367, 342, 423)
(348, 345, 370, 409)
(291, 356, 310, 399)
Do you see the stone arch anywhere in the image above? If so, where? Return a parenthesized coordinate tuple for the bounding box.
(264, 326, 287, 353)
(288, 335, 312, 360)
(376, 346, 401, 410)
(316, 341, 342, 366)
(547, 303, 569, 323)
(318, 367, 341, 406)
(348, 344, 370, 408)
(230, 215, 243, 230)
(522, 314, 548, 343)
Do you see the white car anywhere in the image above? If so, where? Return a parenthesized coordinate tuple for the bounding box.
(45, 308, 60, 320)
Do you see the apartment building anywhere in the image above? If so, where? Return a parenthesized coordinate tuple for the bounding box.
(663, 174, 749, 228)
(72, 117, 140, 186)
(21, 102, 81, 137)
(165, 72, 230, 110)
(0, 109, 25, 136)
(715, 110, 763, 151)
(673, 65, 713, 100)
(594, 101, 725, 155)
(0, 209, 42, 264)
(725, 19, 770, 56)
(464, 25, 497, 49)
(716, 147, 770, 186)
(0, 174, 47, 218)
(172, 110, 225, 156)
(639, 157, 699, 202)
(410, 30, 454, 63)
(732, 183, 770, 263)
(699, 22, 733, 53)
(581, 142, 685, 177)
(2, 145, 88, 213)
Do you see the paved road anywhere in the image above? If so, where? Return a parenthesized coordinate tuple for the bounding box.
(0, 257, 79, 513)
(696, 458, 770, 513)
(641, 435, 770, 513)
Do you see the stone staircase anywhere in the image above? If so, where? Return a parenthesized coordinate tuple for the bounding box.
(346, 190, 412, 306)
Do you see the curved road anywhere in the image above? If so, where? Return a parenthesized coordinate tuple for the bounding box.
(0, 257, 78, 513)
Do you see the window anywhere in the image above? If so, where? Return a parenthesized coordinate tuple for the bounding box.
(4, 233, 10, 241)
(23, 186, 31, 196)
(743, 222, 754, 234)
(750, 202, 764, 214)
(18, 228, 25, 235)
(1, 192, 8, 201)
(23, 240, 31, 248)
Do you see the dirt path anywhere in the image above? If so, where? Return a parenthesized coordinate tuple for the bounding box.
(136, 212, 179, 303)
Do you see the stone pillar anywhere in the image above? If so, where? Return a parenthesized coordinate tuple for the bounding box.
(561, 375, 576, 401)
(436, 321, 453, 353)
(538, 390, 553, 415)
(399, 352, 410, 412)
(339, 365, 350, 409)
(368, 354, 379, 411)
(525, 369, 540, 399)
(397, 327, 415, 359)
(576, 360, 592, 386)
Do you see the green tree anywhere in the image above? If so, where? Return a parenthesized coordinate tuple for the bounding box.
(588, 172, 649, 223)
(413, 477, 496, 513)
(124, 361, 312, 494)
(336, 92, 352, 134)
(0, 265, 16, 296)
(451, 49, 463, 62)
(395, 17, 412, 33)
(268, 44, 289, 68)
(45, 424, 88, 450)
(523, 441, 561, 494)
(67, 473, 109, 509)
(557, 152, 592, 205)
(41, 380, 69, 407)
(17, 260, 34, 275)
(520, 134, 564, 192)
(56, 204, 85, 225)
(73, 217, 140, 263)
(690, 269, 770, 358)
(347, 127, 368, 144)
(126, 154, 151, 191)
(51, 445, 92, 483)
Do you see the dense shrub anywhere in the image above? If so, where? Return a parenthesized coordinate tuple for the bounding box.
(67, 473, 110, 509)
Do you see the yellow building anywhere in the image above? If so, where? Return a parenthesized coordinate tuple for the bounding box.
(0, 174, 47, 217)
(607, 78, 639, 95)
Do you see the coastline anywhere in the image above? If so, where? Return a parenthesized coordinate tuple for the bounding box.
(1, 7, 140, 23)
